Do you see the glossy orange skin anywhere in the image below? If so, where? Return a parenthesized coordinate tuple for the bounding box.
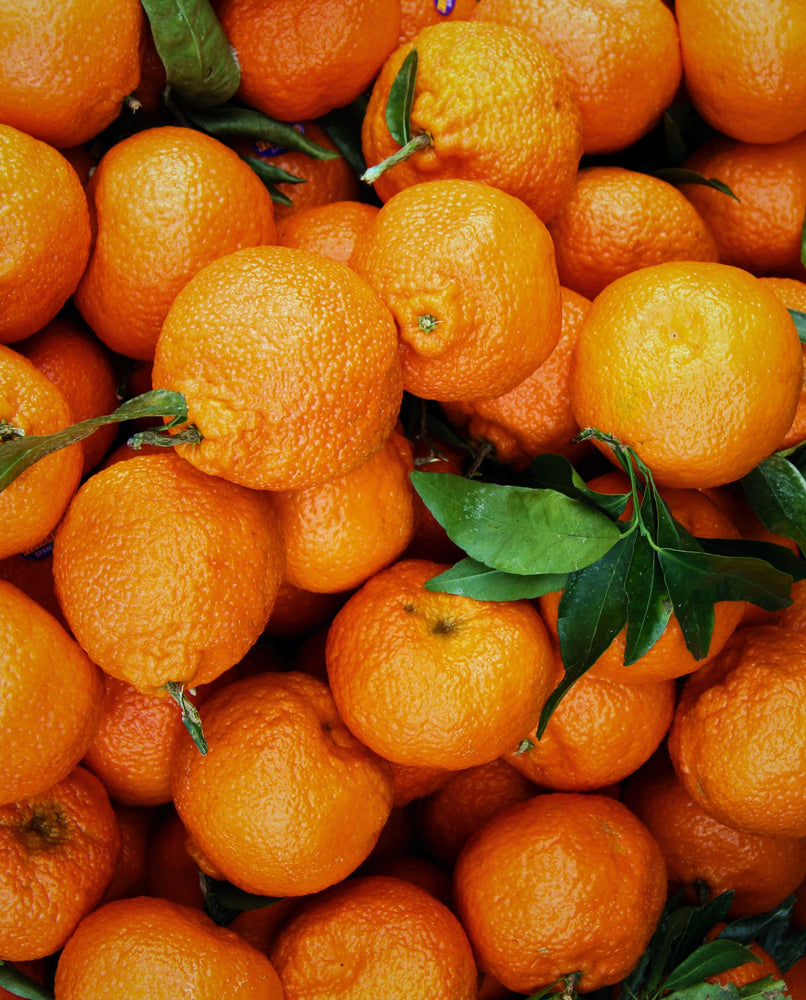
(0, 767, 120, 961)
(453, 792, 667, 994)
(362, 21, 583, 223)
(151, 245, 404, 492)
(473, 0, 682, 155)
(269, 876, 478, 1000)
(570, 261, 804, 489)
(220, 0, 400, 121)
(53, 453, 285, 693)
(326, 559, 556, 770)
(171, 671, 395, 897)
(0, 0, 142, 148)
(676, 0, 806, 144)
(54, 896, 285, 999)
(75, 126, 277, 362)
(669, 626, 806, 839)
(351, 178, 563, 402)
(0, 581, 103, 806)
(624, 753, 806, 918)
(0, 125, 91, 343)
(277, 200, 379, 265)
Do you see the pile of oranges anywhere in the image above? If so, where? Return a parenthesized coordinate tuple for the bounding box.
(2, 0, 806, 998)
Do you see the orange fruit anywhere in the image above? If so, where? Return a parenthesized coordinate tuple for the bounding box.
(507, 663, 676, 790)
(151, 245, 403, 492)
(0, 346, 84, 561)
(676, 0, 806, 144)
(546, 167, 720, 300)
(772, 578, 806, 635)
(623, 751, 806, 918)
(171, 670, 394, 897)
(326, 558, 556, 769)
(145, 808, 205, 911)
(237, 122, 361, 224)
(0, 765, 120, 960)
(269, 875, 478, 999)
(0, 580, 103, 805)
(668, 625, 806, 839)
(539, 474, 746, 684)
(350, 178, 562, 402)
(388, 760, 453, 808)
(680, 133, 806, 282)
(276, 200, 379, 265)
(399, 0, 479, 43)
(81, 674, 206, 807)
(359, 854, 453, 908)
(272, 428, 417, 594)
(227, 898, 300, 959)
(362, 21, 583, 223)
(99, 803, 153, 905)
(219, 0, 400, 121)
(473, 0, 682, 155)
(415, 758, 541, 867)
(570, 261, 803, 489)
(0, 124, 91, 344)
(706, 924, 784, 990)
(786, 954, 806, 1000)
(440, 286, 591, 468)
(264, 582, 349, 640)
(18, 318, 120, 474)
(758, 277, 806, 449)
(54, 895, 285, 999)
(0, 0, 143, 149)
(453, 792, 667, 994)
(53, 452, 285, 694)
(0, 545, 64, 625)
(402, 437, 466, 564)
(74, 125, 277, 362)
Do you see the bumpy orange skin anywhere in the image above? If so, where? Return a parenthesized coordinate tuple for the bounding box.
(0, 767, 120, 961)
(54, 896, 285, 1000)
(758, 278, 806, 449)
(398, 0, 479, 43)
(0, 0, 142, 149)
(772, 577, 806, 635)
(362, 21, 583, 223)
(0, 125, 91, 343)
(53, 453, 285, 693)
(706, 925, 784, 990)
(547, 167, 720, 299)
(350, 178, 563, 402)
(0, 346, 83, 560)
(570, 261, 804, 489)
(473, 0, 681, 155)
(326, 559, 556, 770)
(269, 876, 478, 1000)
(668, 626, 806, 839)
(453, 792, 667, 994)
(151, 245, 403, 492)
(0, 581, 103, 806)
(171, 671, 394, 898)
(277, 200, 379, 266)
(74, 126, 277, 362)
(676, 0, 806, 144)
(623, 754, 806, 918)
(220, 0, 400, 121)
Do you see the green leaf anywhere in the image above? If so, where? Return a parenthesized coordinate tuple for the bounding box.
(409, 471, 621, 576)
(0, 390, 192, 492)
(666, 892, 738, 982)
(180, 106, 339, 159)
(654, 167, 739, 200)
(789, 308, 806, 344)
(424, 557, 567, 601)
(721, 896, 806, 973)
(140, 0, 240, 108)
(239, 157, 304, 185)
(624, 534, 673, 665)
(656, 548, 717, 660)
(663, 941, 760, 992)
(0, 962, 53, 1000)
(318, 97, 369, 175)
(525, 452, 631, 519)
(742, 455, 806, 553)
(698, 537, 806, 582)
(200, 873, 284, 926)
(386, 48, 418, 147)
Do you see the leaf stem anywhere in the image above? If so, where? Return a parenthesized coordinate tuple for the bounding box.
(165, 682, 209, 755)
(361, 131, 432, 185)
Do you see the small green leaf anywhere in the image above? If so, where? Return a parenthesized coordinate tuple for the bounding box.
(663, 940, 760, 992)
(386, 48, 418, 146)
(424, 557, 567, 601)
(656, 548, 717, 660)
(165, 682, 208, 756)
(526, 452, 631, 519)
(666, 892, 737, 982)
(0, 962, 53, 1000)
(141, 0, 240, 108)
(180, 106, 339, 159)
(788, 307, 806, 345)
(742, 455, 806, 553)
(720, 896, 806, 973)
(239, 157, 305, 185)
(409, 471, 621, 576)
(200, 873, 283, 926)
(624, 533, 673, 665)
(655, 167, 739, 200)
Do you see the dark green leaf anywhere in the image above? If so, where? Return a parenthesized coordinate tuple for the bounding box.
(409, 471, 621, 576)
(657, 547, 717, 660)
(742, 455, 806, 553)
(721, 896, 806, 973)
(698, 537, 806, 582)
(666, 892, 737, 981)
(663, 108, 688, 165)
(425, 557, 567, 601)
(735, 976, 789, 1000)
(239, 157, 304, 185)
(240, 157, 296, 204)
(201, 873, 284, 926)
(664, 940, 759, 992)
(624, 533, 673, 664)
(318, 98, 368, 175)
(525, 452, 631, 518)
(789, 308, 806, 345)
(0, 963, 53, 1000)
(660, 547, 796, 614)
(654, 167, 739, 200)
(622, 890, 690, 998)
(664, 982, 745, 1000)
(140, 0, 239, 108)
(386, 48, 418, 147)
(180, 106, 339, 159)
